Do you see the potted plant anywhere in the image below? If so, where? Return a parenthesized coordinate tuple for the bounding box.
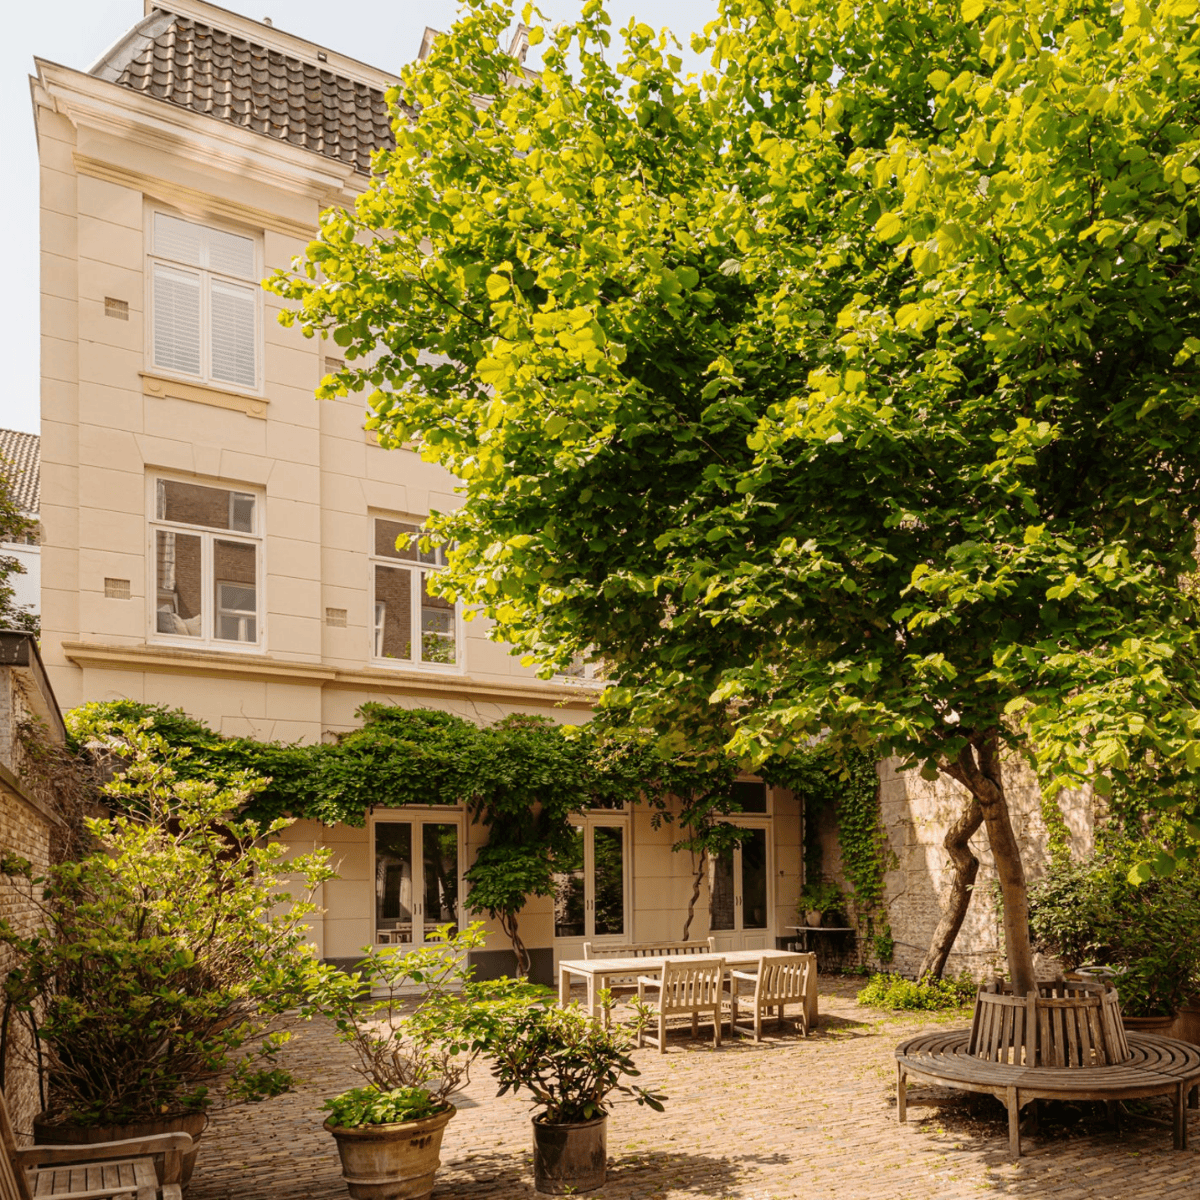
(1029, 838, 1200, 1030)
(0, 723, 335, 1182)
(304, 922, 539, 1200)
(459, 993, 665, 1195)
(797, 878, 845, 928)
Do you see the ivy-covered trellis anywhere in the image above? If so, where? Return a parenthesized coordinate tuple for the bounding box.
(66, 701, 896, 974)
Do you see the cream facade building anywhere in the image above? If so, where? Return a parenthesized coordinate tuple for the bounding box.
(32, 1, 804, 981)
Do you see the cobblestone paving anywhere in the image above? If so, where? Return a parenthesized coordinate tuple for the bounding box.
(188, 977, 1199, 1200)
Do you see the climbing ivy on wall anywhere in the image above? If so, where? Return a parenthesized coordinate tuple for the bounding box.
(766, 745, 890, 945)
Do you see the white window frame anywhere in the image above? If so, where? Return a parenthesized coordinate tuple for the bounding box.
(146, 475, 265, 652)
(369, 515, 463, 672)
(145, 207, 263, 393)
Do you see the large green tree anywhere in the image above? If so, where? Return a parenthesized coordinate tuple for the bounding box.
(272, 0, 1200, 994)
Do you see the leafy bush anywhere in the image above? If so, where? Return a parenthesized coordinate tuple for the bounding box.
(322, 1085, 444, 1129)
(0, 723, 336, 1125)
(857, 972, 976, 1011)
(467, 996, 666, 1124)
(1028, 840, 1200, 1017)
(303, 922, 544, 1125)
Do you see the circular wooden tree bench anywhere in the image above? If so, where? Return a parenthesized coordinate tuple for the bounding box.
(894, 979, 1200, 1160)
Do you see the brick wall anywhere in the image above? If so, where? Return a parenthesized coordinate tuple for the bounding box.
(0, 633, 66, 1139)
(0, 776, 55, 1138)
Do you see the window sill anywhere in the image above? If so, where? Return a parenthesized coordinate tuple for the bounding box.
(141, 372, 268, 419)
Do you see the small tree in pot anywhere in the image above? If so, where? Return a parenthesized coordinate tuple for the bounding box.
(306, 923, 541, 1200)
(460, 994, 665, 1195)
(0, 724, 335, 1181)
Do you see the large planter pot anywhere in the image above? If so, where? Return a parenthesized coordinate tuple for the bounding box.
(1122, 1013, 1177, 1036)
(33, 1110, 207, 1185)
(532, 1113, 607, 1195)
(324, 1105, 455, 1200)
(1175, 999, 1200, 1046)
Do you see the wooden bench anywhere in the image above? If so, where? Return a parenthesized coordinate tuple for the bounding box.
(1, 1089, 191, 1200)
(896, 1029, 1200, 1159)
(580, 939, 717, 1006)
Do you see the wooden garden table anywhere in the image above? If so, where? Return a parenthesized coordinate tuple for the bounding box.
(557, 948, 818, 1030)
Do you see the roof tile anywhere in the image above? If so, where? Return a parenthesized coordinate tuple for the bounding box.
(114, 10, 397, 174)
(0, 430, 40, 516)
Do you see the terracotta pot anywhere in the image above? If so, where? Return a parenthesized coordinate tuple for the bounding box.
(804, 911, 822, 928)
(325, 1105, 455, 1200)
(532, 1113, 607, 1195)
(33, 1110, 207, 1185)
(1175, 1000, 1200, 1046)
(1122, 1013, 1177, 1036)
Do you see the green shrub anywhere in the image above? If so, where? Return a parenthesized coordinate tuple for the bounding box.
(856, 972, 976, 1011)
(322, 1085, 445, 1129)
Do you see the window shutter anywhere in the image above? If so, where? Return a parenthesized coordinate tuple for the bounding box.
(152, 264, 202, 376)
(207, 227, 256, 279)
(154, 213, 205, 266)
(210, 281, 257, 388)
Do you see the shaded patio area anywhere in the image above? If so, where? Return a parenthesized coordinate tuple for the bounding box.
(188, 977, 1199, 1200)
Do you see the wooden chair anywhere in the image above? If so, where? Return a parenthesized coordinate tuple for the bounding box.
(729, 952, 814, 1042)
(636, 957, 728, 1053)
(1, 1090, 192, 1200)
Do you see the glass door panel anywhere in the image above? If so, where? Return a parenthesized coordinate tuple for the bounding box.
(375, 822, 414, 945)
(421, 823, 460, 941)
(709, 846, 735, 931)
(553, 827, 586, 939)
(742, 828, 768, 929)
(592, 825, 625, 937)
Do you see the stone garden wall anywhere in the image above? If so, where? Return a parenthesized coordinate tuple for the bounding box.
(811, 754, 1095, 980)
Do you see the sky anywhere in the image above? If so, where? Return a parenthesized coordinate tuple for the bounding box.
(2, 0, 717, 436)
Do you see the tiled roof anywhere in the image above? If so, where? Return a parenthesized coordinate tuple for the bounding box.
(106, 9, 396, 174)
(0, 429, 40, 516)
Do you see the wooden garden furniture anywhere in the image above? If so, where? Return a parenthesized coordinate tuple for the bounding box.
(895, 979, 1200, 1160)
(729, 952, 815, 1041)
(636, 957, 729, 1053)
(580, 938, 717, 1000)
(1, 1091, 192, 1200)
(557, 947, 815, 1028)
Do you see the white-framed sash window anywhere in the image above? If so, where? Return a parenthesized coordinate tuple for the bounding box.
(370, 516, 460, 669)
(148, 212, 260, 391)
(148, 477, 263, 650)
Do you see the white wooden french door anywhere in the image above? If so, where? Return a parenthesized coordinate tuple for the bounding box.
(708, 823, 773, 952)
(371, 812, 463, 947)
(552, 815, 630, 960)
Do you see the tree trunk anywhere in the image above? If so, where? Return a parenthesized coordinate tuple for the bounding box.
(681, 849, 707, 942)
(498, 909, 530, 978)
(918, 796, 983, 980)
(941, 731, 1037, 996)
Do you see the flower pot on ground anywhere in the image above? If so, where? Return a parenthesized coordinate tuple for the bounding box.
(532, 1113, 607, 1195)
(306, 923, 541, 1200)
(0, 721, 335, 1170)
(322, 1090, 455, 1200)
(459, 994, 665, 1195)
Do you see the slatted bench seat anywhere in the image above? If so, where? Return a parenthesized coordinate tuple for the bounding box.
(896, 1028, 1200, 1160)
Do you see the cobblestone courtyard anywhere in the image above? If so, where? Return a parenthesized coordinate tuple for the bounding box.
(189, 977, 1199, 1200)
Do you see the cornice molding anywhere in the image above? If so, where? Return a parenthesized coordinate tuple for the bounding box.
(77, 156, 317, 243)
(60, 642, 600, 710)
(36, 59, 361, 206)
(141, 372, 268, 419)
